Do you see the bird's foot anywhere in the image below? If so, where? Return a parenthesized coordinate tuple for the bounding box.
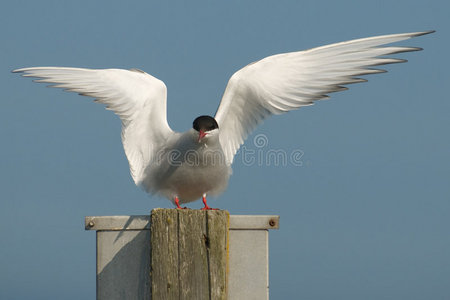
(201, 195, 218, 210)
(201, 205, 218, 210)
(174, 197, 189, 209)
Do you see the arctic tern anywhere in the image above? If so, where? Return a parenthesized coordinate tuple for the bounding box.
(13, 31, 433, 209)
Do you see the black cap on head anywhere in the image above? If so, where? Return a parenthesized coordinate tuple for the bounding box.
(193, 115, 219, 132)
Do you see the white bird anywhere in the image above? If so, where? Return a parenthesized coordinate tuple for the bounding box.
(13, 31, 433, 209)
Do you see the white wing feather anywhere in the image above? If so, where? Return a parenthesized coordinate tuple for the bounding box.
(215, 31, 433, 165)
(13, 67, 172, 184)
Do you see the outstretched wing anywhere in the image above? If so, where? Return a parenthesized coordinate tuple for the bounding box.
(13, 67, 172, 185)
(215, 31, 434, 165)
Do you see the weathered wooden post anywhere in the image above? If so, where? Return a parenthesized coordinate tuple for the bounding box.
(85, 209, 279, 300)
(150, 209, 228, 299)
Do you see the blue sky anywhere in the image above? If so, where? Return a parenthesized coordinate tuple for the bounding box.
(1, 1, 448, 299)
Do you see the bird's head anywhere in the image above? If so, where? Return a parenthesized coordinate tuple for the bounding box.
(192, 115, 219, 143)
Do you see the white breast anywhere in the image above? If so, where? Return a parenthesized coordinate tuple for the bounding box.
(140, 130, 231, 203)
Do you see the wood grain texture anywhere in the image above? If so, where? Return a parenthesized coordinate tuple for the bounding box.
(150, 209, 180, 299)
(206, 211, 229, 300)
(150, 209, 229, 300)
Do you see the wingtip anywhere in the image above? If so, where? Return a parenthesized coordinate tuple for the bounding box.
(413, 30, 436, 37)
(12, 67, 36, 74)
(11, 66, 64, 74)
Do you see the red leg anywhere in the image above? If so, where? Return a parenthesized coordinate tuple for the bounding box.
(201, 194, 218, 210)
(174, 196, 188, 209)
(175, 196, 182, 209)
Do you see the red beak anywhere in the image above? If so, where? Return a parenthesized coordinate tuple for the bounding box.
(198, 130, 207, 142)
